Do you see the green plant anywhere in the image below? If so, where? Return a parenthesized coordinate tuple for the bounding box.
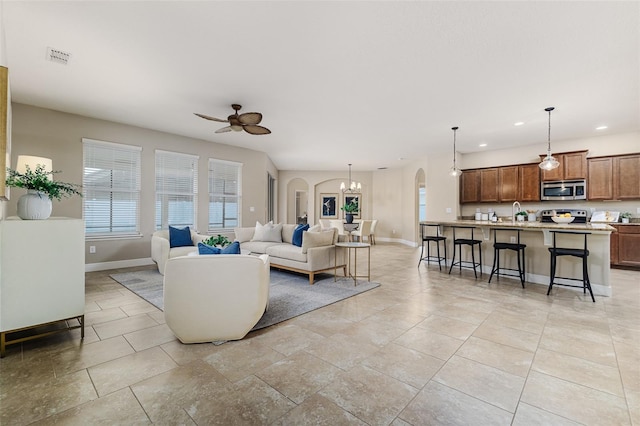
(5, 165, 82, 200)
(515, 211, 528, 216)
(340, 199, 359, 213)
(203, 234, 231, 247)
(620, 212, 632, 219)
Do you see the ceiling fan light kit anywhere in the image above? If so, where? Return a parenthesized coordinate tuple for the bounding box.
(195, 104, 271, 135)
(539, 106, 559, 170)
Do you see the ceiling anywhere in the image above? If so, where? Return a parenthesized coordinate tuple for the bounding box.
(2, 1, 638, 171)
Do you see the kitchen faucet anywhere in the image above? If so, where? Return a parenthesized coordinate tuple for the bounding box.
(512, 201, 521, 222)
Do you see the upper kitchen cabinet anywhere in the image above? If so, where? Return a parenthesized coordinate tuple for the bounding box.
(480, 168, 500, 203)
(518, 163, 540, 201)
(540, 150, 588, 181)
(588, 153, 640, 200)
(499, 166, 519, 202)
(460, 169, 480, 203)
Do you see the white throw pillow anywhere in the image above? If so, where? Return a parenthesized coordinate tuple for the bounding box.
(252, 221, 283, 243)
(301, 229, 335, 253)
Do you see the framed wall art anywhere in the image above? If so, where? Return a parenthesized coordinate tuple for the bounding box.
(320, 193, 338, 219)
(343, 194, 361, 219)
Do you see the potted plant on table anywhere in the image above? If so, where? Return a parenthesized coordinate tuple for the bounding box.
(202, 234, 231, 247)
(515, 211, 528, 222)
(5, 164, 82, 220)
(340, 199, 359, 224)
(620, 212, 632, 224)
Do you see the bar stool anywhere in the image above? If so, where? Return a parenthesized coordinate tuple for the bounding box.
(418, 223, 447, 270)
(547, 231, 594, 303)
(448, 226, 483, 278)
(488, 229, 526, 287)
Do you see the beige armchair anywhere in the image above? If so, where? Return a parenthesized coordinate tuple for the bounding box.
(164, 254, 270, 343)
(151, 229, 208, 275)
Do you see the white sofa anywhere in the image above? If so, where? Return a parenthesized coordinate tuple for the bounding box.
(163, 254, 270, 343)
(235, 224, 346, 284)
(151, 229, 208, 275)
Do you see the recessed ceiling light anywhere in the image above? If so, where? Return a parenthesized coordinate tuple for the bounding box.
(596, 126, 608, 130)
(514, 122, 524, 126)
(479, 143, 487, 147)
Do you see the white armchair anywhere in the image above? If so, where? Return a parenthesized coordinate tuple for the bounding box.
(164, 254, 270, 343)
(151, 229, 208, 275)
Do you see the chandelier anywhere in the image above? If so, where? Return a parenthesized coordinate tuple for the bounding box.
(449, 126, 462, 177)
(340, 163, 361, 193)
(539, 107, 559, 170)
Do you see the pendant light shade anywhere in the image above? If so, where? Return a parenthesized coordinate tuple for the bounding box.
(449, 126, 462, 177)
(539, 107, 559, 170)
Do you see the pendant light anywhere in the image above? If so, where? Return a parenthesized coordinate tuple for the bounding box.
(340, 163, 361, 193)
(449, 126, 462, 177)
(539, 107, 559, 170)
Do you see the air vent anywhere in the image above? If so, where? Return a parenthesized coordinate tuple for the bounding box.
(46, 47, 71, 65)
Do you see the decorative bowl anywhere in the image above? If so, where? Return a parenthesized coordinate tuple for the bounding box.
(551, 216, 575, 224)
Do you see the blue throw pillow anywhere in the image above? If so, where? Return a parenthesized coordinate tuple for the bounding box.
(169, 226, 193, 248)
(198, 242, 221, 255)
(292, 224, 310, 247)
(221, 241, 241, 254)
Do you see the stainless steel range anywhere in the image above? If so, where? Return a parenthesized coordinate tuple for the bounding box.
(540, 209, 588, 223)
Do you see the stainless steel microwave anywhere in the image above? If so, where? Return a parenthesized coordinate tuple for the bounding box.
(541, 180, 587, 201)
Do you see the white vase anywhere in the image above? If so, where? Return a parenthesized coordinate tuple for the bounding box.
(528, 213, 537, 222)
(517, 215, 524, 222)
(622, 218, 630, 224)
(17, 190, 52, 220)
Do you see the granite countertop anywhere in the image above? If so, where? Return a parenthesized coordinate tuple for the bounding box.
(420, 219, 616, 232)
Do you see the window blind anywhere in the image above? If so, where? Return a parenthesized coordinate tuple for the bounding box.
(156, 150, 199, 230)
(82, 138, 142, 237)
(208, 158, 242, 231)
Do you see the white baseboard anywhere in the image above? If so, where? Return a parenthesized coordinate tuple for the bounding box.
(85, 257, 155, 272)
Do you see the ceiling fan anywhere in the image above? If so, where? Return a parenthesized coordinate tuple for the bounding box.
(194, 104, 271, 135)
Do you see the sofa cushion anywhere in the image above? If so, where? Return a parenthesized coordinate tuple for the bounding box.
(234, 227, 255, 243)
(302, 229, 335, 254)
(292, 224, 309, 247)
(266, 244, 308, 263)
(241, 241, 281, 254)
(169, 226, 193, 248)
(282, 224, 297, 244)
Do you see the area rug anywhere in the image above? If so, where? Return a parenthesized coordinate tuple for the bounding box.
(109, 269, 380, 331)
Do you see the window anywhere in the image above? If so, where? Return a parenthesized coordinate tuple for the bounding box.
(155, 150, 199, 230)
(419, 186, 426, 222)
(208, 159, 242, 231)
(83, 138, 142, 237)
(267, 172, 276, 223)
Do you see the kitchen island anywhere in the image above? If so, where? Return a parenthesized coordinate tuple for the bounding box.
(420, 220, 616, 296)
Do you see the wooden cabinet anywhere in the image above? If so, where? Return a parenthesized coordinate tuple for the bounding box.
(588, 157, 614, 200)
(499, 166, 519, 202)
(460, 170, 480, 203)
(541, 150, 587, 181)
(480, 168, 499, 202)
(518, 163, 540, 202)
(588, 153, 640, 200)
(615, 154, 640, 199)
(610, 224, 640, 269)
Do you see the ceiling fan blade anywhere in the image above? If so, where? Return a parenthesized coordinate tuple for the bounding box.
(215, 126, 233, 133)
(243, 125, 271, 135)
(194, 113, 228, 123)
(238, 112, 262, 125)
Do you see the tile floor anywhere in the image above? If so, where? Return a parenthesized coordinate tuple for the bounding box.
(1, 244, 639, 425)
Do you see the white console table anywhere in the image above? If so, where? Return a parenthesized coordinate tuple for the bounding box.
(0, 217, 85, 357)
